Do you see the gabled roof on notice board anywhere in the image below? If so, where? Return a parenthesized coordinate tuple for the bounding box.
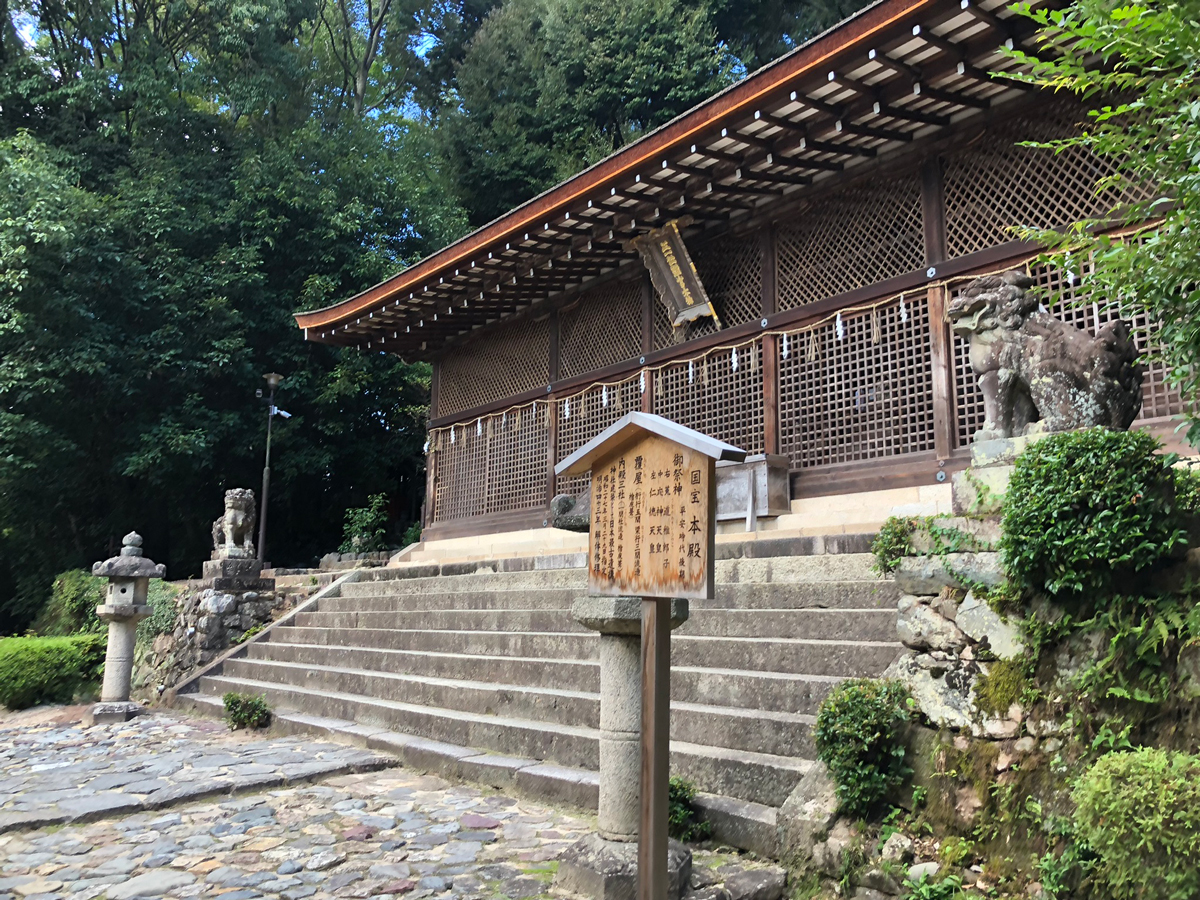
(555, 412, 748, 477)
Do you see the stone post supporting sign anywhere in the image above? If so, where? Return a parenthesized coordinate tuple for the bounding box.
(88, 532, 166, 725)
(553, 413, 744, 900)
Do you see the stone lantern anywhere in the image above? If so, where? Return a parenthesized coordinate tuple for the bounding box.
(88, 532, 166, 724)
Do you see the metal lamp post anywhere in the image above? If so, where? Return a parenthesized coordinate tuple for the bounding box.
(257, 372, 284, 563)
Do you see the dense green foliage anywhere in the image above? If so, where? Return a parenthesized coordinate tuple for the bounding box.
(223, 692, 272, 729)
(1073, 748, 1200, 900)
(999, 429, 1188, 599)
(814, 678, 910, 818)
(667, 775, 712, 842)
(1010, 0, 1200, 443)
(871, 517, 915, 575)
(339, 494, 391, 553)
(0, 634, 106, 709)
(0, 0, 873, 635)
(33, 570, 108, 636)
(32, 570, 178, 644)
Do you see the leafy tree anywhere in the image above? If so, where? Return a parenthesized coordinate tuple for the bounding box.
(1009, 0, 1200, 441)
(0, 0, 463, 632)
(439, 0, 734, 225)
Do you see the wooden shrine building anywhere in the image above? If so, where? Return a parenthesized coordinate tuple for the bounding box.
(295, 0, 1185, 543)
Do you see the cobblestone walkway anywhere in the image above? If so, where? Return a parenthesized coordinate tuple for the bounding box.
(0, 708, 593, 900)
(0, 713, 390, 832)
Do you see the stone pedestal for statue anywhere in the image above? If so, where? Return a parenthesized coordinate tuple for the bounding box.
(555, 596, 691, 900)
(205, 489, 273, 591)
(86, 532, 165, 725)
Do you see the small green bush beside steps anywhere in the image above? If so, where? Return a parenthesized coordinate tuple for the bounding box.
(223, 692, 271, 730)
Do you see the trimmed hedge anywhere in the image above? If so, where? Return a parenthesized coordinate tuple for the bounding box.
(1000, 428, 1188, 599)
(0, 634, 106, 710)
(1074, 748, 1200, 900)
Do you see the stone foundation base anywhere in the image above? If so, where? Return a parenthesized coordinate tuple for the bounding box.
(554, 833, 691, 900)
(203, 557, 262, 581)
(84, 701, 143, 726)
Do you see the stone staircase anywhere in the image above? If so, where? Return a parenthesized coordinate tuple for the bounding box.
(176, 539, 901, 856)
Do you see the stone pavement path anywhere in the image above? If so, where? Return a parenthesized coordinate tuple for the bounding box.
(0, 711, 390, 833)
(0, 766, 591, 900)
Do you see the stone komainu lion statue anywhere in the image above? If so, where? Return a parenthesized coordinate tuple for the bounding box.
(212, 488, 257, 559)
(947, 271, 1144, 442)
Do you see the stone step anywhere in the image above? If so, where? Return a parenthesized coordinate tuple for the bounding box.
(249, 642, 844, 715)
(352, 553, 879, 594)
(221, 657, 598, 727)
(268, 625, 597, 660)
(267, 625, 898, 676)
(290, 607, 896, 642)
(218, 658, 815, 758)
(249, 641, 597, 692)
(328, 580, 897, 611)
(174, 696, 782, 857)
(192, 675, 807, 806)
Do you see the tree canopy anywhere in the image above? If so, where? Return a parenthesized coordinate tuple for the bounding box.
(0, 0, 869, 633)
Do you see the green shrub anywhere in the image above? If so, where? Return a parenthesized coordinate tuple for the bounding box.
(814, 678, 910, 818)
(871, 517, 916, 575)
(1174, 464, 1200, 514)
(402, 521, 422, 547)
(34, 570, 178, 645)
(667, 776, 712, 842)
(0, 634, 106, 710)
(223, 692, 271, 729)
(902, 873, 964, 900)
(33, 570, 106, 636)
(1073, 748, 1200, 900)
(339, 493, 389, 553)
(1000, 429, 1188, 599)
(136, 581, 179, 646)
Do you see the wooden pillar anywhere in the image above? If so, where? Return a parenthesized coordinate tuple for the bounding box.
(928, 285, 955, 459)
(423, 442, 437, 528)
(424, 360, 440, 527)
(641, 369, 654, 414)
(641, 270, 655, 355)
(760, 226, 777, 318)
(922, 157, 954, 458)
(920, 156, 948, 267)
(762, 336, 779, 455)
(760, 226, 779, 455)
(639, 596, 671, 900)
(429, 359, 441, 421)
(548, 310, 561, 383)
(546, 400, 559, 506)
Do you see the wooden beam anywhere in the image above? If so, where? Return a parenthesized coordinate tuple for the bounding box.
(927, 284, 955, 459)
(920, 155, 948, 265)
(763, 334, 780, 455)
(641, 270, 655, 355)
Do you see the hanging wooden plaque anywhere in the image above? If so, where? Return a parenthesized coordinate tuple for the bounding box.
(630, 220, 719, 329)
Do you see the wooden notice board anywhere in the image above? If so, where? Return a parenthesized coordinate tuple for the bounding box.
(587, 433, 714, 601)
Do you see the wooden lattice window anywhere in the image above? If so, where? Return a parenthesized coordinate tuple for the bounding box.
(555, 377, 643, 498)
(942, 101, 1155, 259)
(779, 295, 936, 468)
(691, 232, 763, 328)
(559, 279, 643, 380)
(777, 173, 924, 311)
(653, 343, 766, 454)
(432, 423, 486, 521)
(953, 255, 1189, 447)
(486, 405, 549, 514)
(437, 314, 551, 417)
